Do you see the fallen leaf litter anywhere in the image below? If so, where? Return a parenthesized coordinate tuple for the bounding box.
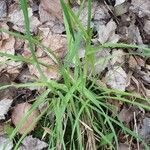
(0, 0, 150, 148)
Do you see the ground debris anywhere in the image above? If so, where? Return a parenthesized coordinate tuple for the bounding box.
(0, 0, 150, 149)
(0, 135, 13, 150)
(9, 6, 40, 33)
(138, 117, 150, 143)
(0, 99, 13, 120)
(130, 0, 150, 18)
(0, 0, 7, 20)
(19, 135, 48, 150)
(11, 102, 40, 134)
(104, 66, 127, 91)
(97, 19, 120, 44)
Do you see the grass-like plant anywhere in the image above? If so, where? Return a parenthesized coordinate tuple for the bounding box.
(0, 0, 150, 149)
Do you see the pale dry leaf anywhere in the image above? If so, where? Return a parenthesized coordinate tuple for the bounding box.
(23, 32, 67, 59)
(0, 73, 13, 100)
(11, 102, 40, 134)
(5, 61, 22, 75)
(118, 143, 130, 150)
(128, 56, 138, 69)
(138, 117, 150, 143)
(14, 38, 25, 51)
(0, 135, 13, 150)
(130, 0, 150, 18)
(38, 25, 51, 39)
(0, 36, 15, 62)
(40, 34, 67, 58)
(0, 61, 23, 80)
(136, 69, 150, 84)
(0, 0, 7, 19)
(145, 88, 150, 98)
(36, 32, 67, 58)
(46, 21, 65, 34)
(144, 19, 150, 35)
(28, 56, 60, 80)
(127, 24, 144, 53)
(72, 2, 97, 27)
(19, 135, 48, 150)
(92, 49, 111, 74)
(118, 106, 139, 124)
(22, 41, 35, 58)
(9, 6, 32, 26)
(105, 66, 127, 91)
(114, 0, 128, 16)
(97, 19, 120, 44)
(94, 3, 110, 22)
(9, 7, 40, 33)
(109, 49, 125, 66)
(0, 23, 9, 46)
(39, 3, 56, 23)
(39, 6, 65, 34)
(39, 0, 66, 23)
(0, 98, 13, 120)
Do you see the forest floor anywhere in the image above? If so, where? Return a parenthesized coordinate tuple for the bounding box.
(0, 0, 150, 149)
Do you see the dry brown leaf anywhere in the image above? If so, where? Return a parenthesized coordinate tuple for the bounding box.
(38, 6, 65, 34)
(23, 31, 67, 59)
(1, 61, 23, 77)
(22, 41, 35, 58)
(0, 23, 9, 47)
(11, 102, 40, 134)
(0, 36, 15, 62)
(0, 73, 12, 99)
(17, 68, 36, 83)
(38, 34, 67, 58)
(28, 57, 60, 80)
(118, 106, 139, 124)
(39, 0, 66, 23)
(107, 98, 123, 115)
(14, 38, 25, 51)
(128, 56, 138, 69)
(135, 57, 145, 67)
(37, 26, 67, 58)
